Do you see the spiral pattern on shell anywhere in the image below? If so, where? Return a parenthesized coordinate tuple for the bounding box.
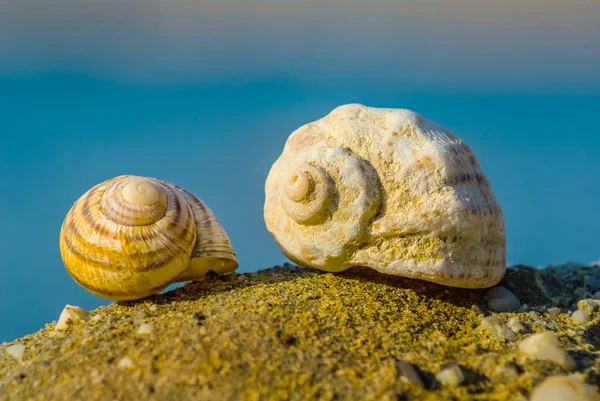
(265, 146, 382, 270)
(264, 103, 507, 289)
(282, 164, 333, 224)
(60, 175, 237, 300)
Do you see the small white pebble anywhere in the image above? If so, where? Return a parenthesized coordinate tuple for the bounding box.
(90, 368, 102, 385)
(518, 332, 575, 371)
(507, 318, 527, 334)
(480, 316, 517, 341)
(137, 323, 153, 335)
(133, 311, 147, 320)
(149, 305, 157, 312)
(530, 375, 600, 401)
(55, 305, 91, 330)
(485, 286, 521, 312)
(571, 310, 591, 324)
(435, 361, 464, 387)
(5, 344, 25, 359)
(118, 357, 135, 369)
(91, 315, 102, 321)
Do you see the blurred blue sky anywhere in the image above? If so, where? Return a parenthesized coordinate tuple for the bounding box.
(1, 0, 599, 342)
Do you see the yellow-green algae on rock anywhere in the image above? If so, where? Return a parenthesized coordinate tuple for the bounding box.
(1, 265, 600, 401)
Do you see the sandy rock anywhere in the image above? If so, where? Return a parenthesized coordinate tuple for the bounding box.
(1, 265, 599, 401)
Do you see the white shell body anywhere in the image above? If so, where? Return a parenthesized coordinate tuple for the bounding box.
(264, 104, 506, 288)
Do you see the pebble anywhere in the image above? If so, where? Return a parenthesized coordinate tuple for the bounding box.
(5, 344, 25, 359)
(137, 323, 154, 335)
(485, 286, 521, 312)
(577, 299, 600, 314)
(435, 361, 464, 387)
(530, 375, 600, 401)
(506, 318, 527, 334)
(117, 357, 135, 369)
(90, 369, 102, 385)
(480, 316, 517, 341)
(571, 310, 591, 324)
(518, 332, 575, 371)
(149, 305, 158, 312)
(133, 311, 147, 324)
(547, 307, 562, 316)
(55, 305, 91, 330)
(395, 359, 427, 388)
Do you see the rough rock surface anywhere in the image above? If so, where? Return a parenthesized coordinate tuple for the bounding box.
(1, 264, 599, 401)
(264, 104, 506, 288)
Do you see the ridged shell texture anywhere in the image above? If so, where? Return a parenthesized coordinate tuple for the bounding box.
(264, 104, 506, 288)
(60, 175, 237, 300)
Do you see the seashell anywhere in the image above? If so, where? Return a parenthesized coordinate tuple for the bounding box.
(60, 175, 237, 300)
(264, 104, 506, 288)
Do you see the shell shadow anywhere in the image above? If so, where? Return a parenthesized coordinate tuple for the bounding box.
(334, 266, 485, 309)
(122, 264, 552, 311)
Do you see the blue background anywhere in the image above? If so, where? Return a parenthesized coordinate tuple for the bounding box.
(1, 1, 599, 342)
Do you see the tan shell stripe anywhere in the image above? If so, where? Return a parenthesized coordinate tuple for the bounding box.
(68, 270, 170, 299)
(80, 187, 192, 243)
(100, 186, 172, 226)
(190, 195, 215, 232)
(102, 182, 168, 216)
(66, 188, 195, 272)
(62, 225, 180, 272)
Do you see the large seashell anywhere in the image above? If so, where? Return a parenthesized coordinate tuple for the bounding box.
(264, 104, 506, 288)
(60, 175, 237, 300)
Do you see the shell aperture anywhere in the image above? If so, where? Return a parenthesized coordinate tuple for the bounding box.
(60, 175, 238, 300)
(264, 104, 506, 288)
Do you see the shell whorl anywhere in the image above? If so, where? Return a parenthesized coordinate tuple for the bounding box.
(60, 175, 239, 300)
(162, 182, 239, 281)
(282, 164, 333, 224)
(264, 104, 507, 289)
(267, 146, 382, 270)
(100, 177, 168, 226)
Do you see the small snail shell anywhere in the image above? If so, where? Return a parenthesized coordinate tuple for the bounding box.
(264, 104, 506, 289)
(59, 175, 237, 300)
